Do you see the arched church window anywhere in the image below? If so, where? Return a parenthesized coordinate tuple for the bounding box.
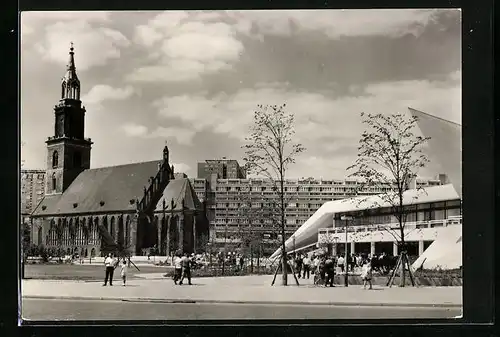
(52, 151, 59, 168)
(37, 227, 43, 245)
(52, 173, 57, 191)
(62, 82, 66, 99)
(110, 216, 115, 240)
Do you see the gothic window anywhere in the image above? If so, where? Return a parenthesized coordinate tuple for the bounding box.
(118, 216, 124, 246)
(125, 216, 130, 246)
(110, 216, 115, 240)
(51, 173, 57, 191)
(94, 217, 100, 243)
(52, 151, 59, 168)
(37, 227, 43, 245)
(73, 151, 82, 168)
(62, 82, 66, 99)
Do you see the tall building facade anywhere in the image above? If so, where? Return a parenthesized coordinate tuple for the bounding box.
(21, 170, 46, 216)
(191, 165, 444, 255)
(197, 159, 246, 179)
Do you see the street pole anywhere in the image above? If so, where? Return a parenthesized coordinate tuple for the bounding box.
(340, 215, 353, 287)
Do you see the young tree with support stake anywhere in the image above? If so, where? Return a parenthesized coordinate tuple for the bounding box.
(236, 185, 262, 274)
(236, 184, 281, 273)
(242, 104, 305, 286)
(346, 112, 430, 287)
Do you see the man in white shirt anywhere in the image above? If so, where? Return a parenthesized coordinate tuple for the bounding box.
(103, 253, 116, 286)
(337, 255, 345, 273)
(302, 255, 311, 279)
(173, 252, 183, 285)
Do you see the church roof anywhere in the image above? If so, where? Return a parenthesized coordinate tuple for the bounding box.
(32, 160, 162, 216)
(154, 178, 203, 212)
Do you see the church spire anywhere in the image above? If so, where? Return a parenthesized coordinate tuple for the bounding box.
(61, 42, 81, 101)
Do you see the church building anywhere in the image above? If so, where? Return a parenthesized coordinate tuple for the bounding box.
(30, 45, 209, 258)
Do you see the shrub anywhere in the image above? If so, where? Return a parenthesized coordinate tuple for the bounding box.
(38, 245, 53, 262)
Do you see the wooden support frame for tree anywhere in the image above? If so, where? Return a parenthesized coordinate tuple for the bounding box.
(387, 250, 415, 287)
(271, 251, 300, 286)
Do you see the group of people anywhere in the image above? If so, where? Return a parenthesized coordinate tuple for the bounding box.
(102, 253, 128, 286)
(172, 251, 196, 285)
(291, 252, 374, 289)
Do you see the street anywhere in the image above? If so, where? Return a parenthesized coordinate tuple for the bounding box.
(22, 298, 461, 321)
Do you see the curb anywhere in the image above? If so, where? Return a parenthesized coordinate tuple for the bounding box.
(23, 296, 462, 308)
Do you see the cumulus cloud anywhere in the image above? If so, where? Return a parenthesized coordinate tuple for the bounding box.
(152, 70, 461, 149)
(120, 123, 196, 145)
(128, 12, 244, 82)
(127, 9, 448, 83)
(228, 9, 441, 39)
(82, 85, 136, 105)
(121, 123, 148, 137)
(27, 14, 129, 71)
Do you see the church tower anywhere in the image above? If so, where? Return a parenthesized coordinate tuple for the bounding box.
(45, 43, 93, 195)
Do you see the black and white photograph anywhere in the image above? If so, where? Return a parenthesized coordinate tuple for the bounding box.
(20, 9, 462, 321)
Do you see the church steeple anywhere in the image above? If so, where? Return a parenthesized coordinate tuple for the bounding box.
(45, 43, 92, 195)
(61, 42, 80, 101)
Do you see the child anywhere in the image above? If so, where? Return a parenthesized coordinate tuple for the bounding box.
(361, 259, 373, 290)
(120, 259, 128, 286)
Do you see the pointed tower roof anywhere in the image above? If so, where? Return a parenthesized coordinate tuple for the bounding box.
(63, 42, 79, 82)
(60, 42, 81, 101)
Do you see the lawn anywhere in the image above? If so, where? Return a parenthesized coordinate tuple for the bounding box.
(24, 263, 169, 281)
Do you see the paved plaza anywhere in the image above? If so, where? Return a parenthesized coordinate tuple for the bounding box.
(22, 274, 462, 308)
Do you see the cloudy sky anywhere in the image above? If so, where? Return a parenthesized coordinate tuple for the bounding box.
(21, 9, 461, 179)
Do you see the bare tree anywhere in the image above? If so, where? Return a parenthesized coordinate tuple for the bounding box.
(242, 104, 306, 286)
(346, 112, 430, 287)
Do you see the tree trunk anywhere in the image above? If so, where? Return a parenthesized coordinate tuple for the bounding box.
(250, 244, 254, 273)
(400, 227, 406, 287)
(280, 178, 287, 286)
(257, 245, 260, 272)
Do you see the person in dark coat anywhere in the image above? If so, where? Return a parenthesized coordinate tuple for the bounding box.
(324, 256, 336, 287)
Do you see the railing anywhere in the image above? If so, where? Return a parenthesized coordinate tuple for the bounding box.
(318, 216, 462, 236)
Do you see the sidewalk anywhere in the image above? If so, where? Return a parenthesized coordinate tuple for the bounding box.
(21, 275, 462, 308)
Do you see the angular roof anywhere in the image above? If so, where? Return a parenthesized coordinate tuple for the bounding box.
(270, 184, 460, 259)
(32, 160, 161, 216)
(154, 178, 203, 212)
(409, 107, 462, 198)
(412, 224, 462, 270)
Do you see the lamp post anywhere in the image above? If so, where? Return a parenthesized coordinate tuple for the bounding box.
(340, 215, 353, 287)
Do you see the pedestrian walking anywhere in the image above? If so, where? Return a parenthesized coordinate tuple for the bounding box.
(295, 254, 303, 278)
(173, 251, 182, 285)
(361, 258, 373, 290)
(239, 255, 244, 272)
(120, 259, 128, 286)
(179, 252, 193, 285)
(324, 256, 335, 287)
(103, 253, 116, 286)
(312, 255, 320, 275)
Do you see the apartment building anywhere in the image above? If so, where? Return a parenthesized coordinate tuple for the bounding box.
(191, 173, 443, 255)
(197, 158, 246, 179)
(21, 169, 46, 216)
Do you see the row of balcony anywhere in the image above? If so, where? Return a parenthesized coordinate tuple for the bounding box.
(318, 217, 462, 236)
